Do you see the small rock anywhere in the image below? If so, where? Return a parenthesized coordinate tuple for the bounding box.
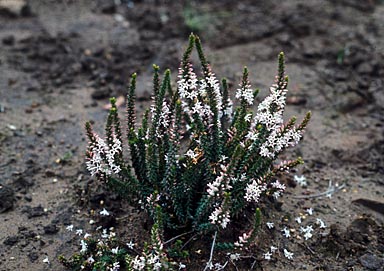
(100, 0, 116, 14)
(353, 198, 384, 215)
(2, 35, 15, 46)
(91, 87, 111, 99)
(357, 62, 374, 75)
(43, 223, 59, 235)
(23, 205, 46, 218)
(0, 184, 15, 213)
(334, 70, 348, 81)
(359, 253, 384, 270)
(0, 0, 31, 17)
(44, 170, 55, 177)
(24, 194, 32, 202)
(24, 81, 41, 92)
(28, 252, 38, 263)
(3, 235, 19, 246)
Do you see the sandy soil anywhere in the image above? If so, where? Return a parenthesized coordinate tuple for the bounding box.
(0, 0, 383, 270)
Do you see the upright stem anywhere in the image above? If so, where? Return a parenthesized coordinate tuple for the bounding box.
(204, 231, 218, 271)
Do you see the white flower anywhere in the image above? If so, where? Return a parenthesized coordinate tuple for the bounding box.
(284, 249, 294, 260)
(179, 262, 186, 269)
(209, 206, 230, 229)
(111, 247, 119, 254)
(282, 227, 291, 238)
(87, 256, 95, 263)
(185, 149, 198, 159)
(84, 233, 91, 239)
(266, 222, 274, 229)
(273, 191, 282, 199)
(306, 208, 314, 215)
(100, 208, 110, 216)
(244, 113, 252, 122)
(207, 178, 220, 197)
(295, 216, 302, 224)
(244, 179, 266, 202)
(214, 262, 225, 270)
(66, 224, 74, 231)
(303, 231, 313, 240)
(101, 228, 109, 238)
(126, 241, 135, 249)
(132, 256, 146, 270)
(110, 261, 120, 271)
(219, 155, 228, 161)
(245, 130, 259, 141)
(300, 225, 314, 240)
(234, 232, 250, 247)
(86, 133, 122, 176)
(270, 246, 278, 253)
(80, 240, 88, 253)
(264, 251, 272, 260)
(76, 229, 83, 236)
(229, 253, 241, 261)
(271, 179, 286, 190)
(316, 218, 327, 229)
(236, 82, 254, 105)
(43, 256, 49, 264)
(294, 175, 307, 186)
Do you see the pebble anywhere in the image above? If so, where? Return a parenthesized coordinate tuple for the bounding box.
(0, 0, 31, 17)
(359, 253, 384, 270)
(3, 236, 18, 246)
(0, 185, 15, 213)
(357, 62, 374, 75)
(2, 35, 15, 46)
(43, 224, 59, 235)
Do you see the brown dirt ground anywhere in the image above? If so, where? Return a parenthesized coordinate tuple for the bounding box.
(0, 0, 383, 270)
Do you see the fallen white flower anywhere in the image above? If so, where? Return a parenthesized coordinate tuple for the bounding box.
(282, 227, 291, 238)
(111, 247, 119, 254)
(66, 224, 74, 231)
(100, 208, 110, 216)
(303, 231, 313, 240)
(266, 222, 274, 229)
(294, 175, 307, 186)
(284, 249, 294, 260)
(270, 246, 278, 253)
(126, 241, 135, 249)
(264, 251, 272, 260)
(316, 218, 327, 229)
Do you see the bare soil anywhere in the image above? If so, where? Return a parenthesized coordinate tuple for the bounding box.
(0, 0, 383, 270)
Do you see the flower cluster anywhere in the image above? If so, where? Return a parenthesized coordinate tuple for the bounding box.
(208, 205, 231, 229)
(177, 61, 227, 131)
(86, 133, 122, 176)
(244, 178, 266, 203)
(235, 79, 254, 105)
(60, 209, 177, 271)
(234, 231, 252, 248)
(251, 85, 303, 158)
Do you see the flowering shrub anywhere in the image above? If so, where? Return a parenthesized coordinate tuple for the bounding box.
(61, 34, 311, 270)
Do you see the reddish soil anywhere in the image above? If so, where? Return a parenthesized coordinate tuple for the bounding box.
(1, 0, 383, 270)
